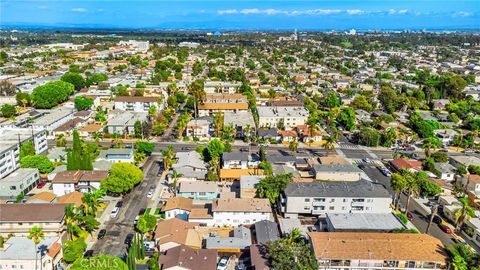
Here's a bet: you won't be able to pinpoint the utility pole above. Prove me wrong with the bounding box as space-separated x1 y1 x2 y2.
425 205 438 234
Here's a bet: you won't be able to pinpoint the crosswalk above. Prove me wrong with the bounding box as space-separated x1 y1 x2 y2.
351 159 384 166
337 143 362 149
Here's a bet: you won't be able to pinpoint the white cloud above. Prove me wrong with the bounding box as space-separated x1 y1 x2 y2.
346 9 365 15
455 11 473 17
71 8 87 13
218 9 238 15
398 9 408 14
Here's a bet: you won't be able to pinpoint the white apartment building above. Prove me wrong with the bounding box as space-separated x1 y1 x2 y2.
257 106 309 130
0 127 47 179
280 180 392 218
31 107 75 132
212 198 272 227
114 96 164 112
204 81 241 94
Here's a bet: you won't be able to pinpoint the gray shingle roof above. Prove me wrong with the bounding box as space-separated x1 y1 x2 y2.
284 180 390 198
254 220 280 245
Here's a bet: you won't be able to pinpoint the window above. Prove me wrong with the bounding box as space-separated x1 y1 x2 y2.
9 186 16 190
329 206 335 210
343 199 348 202
329 199 335 203
342 207 346 210
304 206 310 210
199 192 206 196
314 198 325 202
304 198 310 202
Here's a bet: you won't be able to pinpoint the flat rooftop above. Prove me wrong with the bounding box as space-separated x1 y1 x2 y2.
327 213 405 231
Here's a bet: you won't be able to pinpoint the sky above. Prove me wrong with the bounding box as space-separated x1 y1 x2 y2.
1 0 479 30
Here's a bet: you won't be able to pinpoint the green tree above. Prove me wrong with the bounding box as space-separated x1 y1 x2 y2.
20 141 35 158
20 155 54 173
62 237 87 264
147 252 160 270
86 73 108 86
136 141 155 155
452 197 475 233
323 135 336 156
289 139 298 152
390 173 407 211
136 214 157 234
61 72 85 90
162 145 176 171
28 226 45 270
134 120 142 139
256 174 292 205
324 91 341 108
1 104 16 118
0 80 17 96
418 179 443 197
447 243 479 270
101 163 144 194
266 238 318 270
352 95 373 112
431 151 448 163
337 107 356 131
74 96 94 111
422 136 442 157
16 92 31 108
31 81 74 109
81 189 105 216
71 255 128 270
358 127 381 147
67 130 93 170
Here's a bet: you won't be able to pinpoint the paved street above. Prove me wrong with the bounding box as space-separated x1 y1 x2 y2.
91 155 162 257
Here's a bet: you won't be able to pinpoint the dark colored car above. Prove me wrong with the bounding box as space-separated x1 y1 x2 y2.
115 201 123 208
407 212 414 222
124 233 134 246
138 208 146 215
439 224 452 234
84 250 94 258
98 229 106 239
432 215 443 225
36 181 47 189
307 226 318 232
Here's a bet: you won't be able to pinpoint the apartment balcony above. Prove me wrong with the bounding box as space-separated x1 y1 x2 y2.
312 201 325 206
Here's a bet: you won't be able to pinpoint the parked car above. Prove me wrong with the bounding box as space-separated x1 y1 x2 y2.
84 250 94 258
110 207 120 218
138 208 146 215
134 215 140 225
124 233 134 246
439 223 452 234
432 215 443 225
217 256 230 270
36 181 47 189
407 212 414 222
115 201 123 208
240 147 249 152
379 167 392 177
97 229 106 239
307 226 318 232
147 187 154 198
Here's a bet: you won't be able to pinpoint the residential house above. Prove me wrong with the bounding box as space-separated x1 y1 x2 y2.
26 191 56 204
249 244 270 270
278 130 299 142
431 99 450 111
308 232 447 270
258 128 280 141
325 213 405 232
51 117 85 137
163 197 193 220
240 175 265 199
186 118 211 139
204 80 241 94
0 236 63 270
224 111 255 139
257 106 309 130
0 168 40 201
47 147 67 163
153 218 202 252
312 164 363 182
51 170 109 196
106 111 148 136
253 220 280 245
178 181 218 200
205 226 252 253
169 151 208 182
0 203 66 236
78 123 103 137
114 96 164 112
449 155 480 169
463 218 480 249
97 148 134 163
222 152 249 169
390 158 423 172
280 180 391 218
296 125 323 143
159 245 218 270
211 198 273 227
434 129 458 146
31 107 75 132
434 163 456 182
0 127 47 178
198 94 249 117
188 208 214 227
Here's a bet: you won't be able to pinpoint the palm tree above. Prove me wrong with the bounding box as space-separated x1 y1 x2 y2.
289 138 298 152
56 134 67 147
243 124 253 141
390 173 407 211
81 189 105 217
324 135 336 156
447 243 479 270
403 170 424 215
65 204 81 240
171 170 183 195
452 197 475 233
422 136 441 157
285 228 302 245
112 133 122 145
213 113 224 137
162 145 175 171
28 226 45 270
222 123 237 142
92 132 101 142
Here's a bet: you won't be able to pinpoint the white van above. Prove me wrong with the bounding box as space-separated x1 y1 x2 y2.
110 207 120 218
